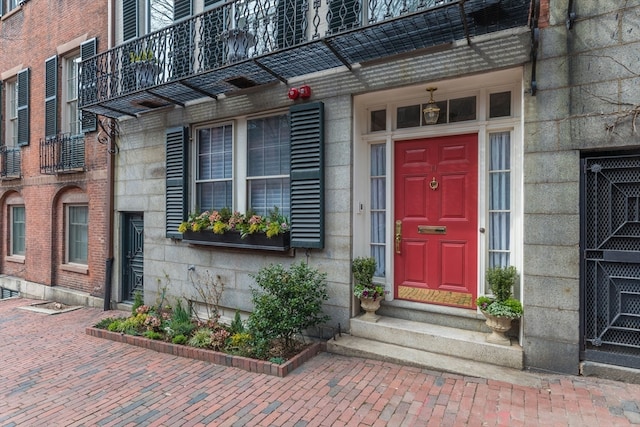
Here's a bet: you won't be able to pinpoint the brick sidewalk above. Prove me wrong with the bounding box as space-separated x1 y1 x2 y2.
1 297 639 426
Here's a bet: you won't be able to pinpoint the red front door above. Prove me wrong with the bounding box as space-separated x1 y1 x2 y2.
394 134 478 309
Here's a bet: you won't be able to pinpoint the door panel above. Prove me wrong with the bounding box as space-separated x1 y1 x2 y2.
122 213 144 302
394 134 478 308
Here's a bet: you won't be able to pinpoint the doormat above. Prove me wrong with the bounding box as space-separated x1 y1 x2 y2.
398 286 474 308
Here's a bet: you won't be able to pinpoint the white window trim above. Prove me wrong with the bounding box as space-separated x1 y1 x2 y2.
190 109 290 216
352 68 524 308
64 203 89 268
62 53 82 136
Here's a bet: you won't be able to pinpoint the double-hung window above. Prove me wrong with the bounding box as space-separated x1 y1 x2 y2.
10 205 25 256
6 79 18 147
196 124 233 211
247 114 290 217
64 55 82 136
67 205 88 265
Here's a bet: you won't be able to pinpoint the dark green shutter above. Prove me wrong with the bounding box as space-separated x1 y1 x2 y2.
17 69 30 146
80 38 97 133
289 102 324 249
277 0 305 49
172 0 194 78
328 0 360 34
122 0 138 41
44 56 58 139
174 0 192 20
166 126 189 239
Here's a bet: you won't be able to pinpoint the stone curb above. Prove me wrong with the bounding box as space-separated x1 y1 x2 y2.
86 327 326 377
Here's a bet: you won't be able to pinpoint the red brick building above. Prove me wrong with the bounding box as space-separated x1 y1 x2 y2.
0 0 110 305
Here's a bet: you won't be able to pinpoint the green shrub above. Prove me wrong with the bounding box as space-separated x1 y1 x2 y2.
248 261 330 358
229 310 245 335
172 334 188 345
171 299 191 324
227 332 253 356
95 317 119 329
144 331 163 340
132 290 144 314
188 328 213 348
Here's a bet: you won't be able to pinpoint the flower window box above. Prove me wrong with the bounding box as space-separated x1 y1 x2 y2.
182 230 290 252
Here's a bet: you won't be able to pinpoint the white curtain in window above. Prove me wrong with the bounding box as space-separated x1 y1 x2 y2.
370 144 386 277
488 132 511 268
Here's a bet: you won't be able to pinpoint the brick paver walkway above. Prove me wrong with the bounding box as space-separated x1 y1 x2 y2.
1 297 639 426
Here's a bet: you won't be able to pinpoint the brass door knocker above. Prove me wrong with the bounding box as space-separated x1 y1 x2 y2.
429 177 438 191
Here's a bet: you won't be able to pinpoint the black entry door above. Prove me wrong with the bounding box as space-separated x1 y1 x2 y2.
581 153 640 368
122 213 144 302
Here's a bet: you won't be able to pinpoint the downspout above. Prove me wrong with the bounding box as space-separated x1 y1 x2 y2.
103 0 117 311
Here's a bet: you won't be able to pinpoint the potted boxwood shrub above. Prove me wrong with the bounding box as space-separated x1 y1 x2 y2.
352 256 385 322
476 265 523 345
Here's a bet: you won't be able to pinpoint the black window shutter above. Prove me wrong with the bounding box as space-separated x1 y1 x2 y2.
80 38 98 133
171 0 194 79
328 0 360 34
277 0 306 49
44 56 58 139
122 0 138 41
289 102 324 249
166 126 189 239
174 0 192 20
17 69 30 147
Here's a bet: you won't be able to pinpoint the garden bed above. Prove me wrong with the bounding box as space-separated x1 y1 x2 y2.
86 327 325 377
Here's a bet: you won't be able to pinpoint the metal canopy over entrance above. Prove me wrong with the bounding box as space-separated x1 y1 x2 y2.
80 0 531 118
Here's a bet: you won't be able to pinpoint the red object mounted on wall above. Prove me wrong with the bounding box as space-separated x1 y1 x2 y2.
299 85 311 98
288 87 300 100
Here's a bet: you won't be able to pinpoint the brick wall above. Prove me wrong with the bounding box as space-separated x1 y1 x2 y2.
0 0 110 297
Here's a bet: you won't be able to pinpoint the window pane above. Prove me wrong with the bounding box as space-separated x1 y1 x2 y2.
68 205 88 264
449 96 476 122
370 109 386 132
489 91 511 118
397 105 421 129
247 114 290 217
149 0 174 32
12 206 25 256
370 144 386 278
488 132 511 274
196 124 233 211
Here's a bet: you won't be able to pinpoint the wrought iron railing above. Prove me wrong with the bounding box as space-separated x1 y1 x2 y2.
39 134 85 174
80 0 531 113
0 146 21 179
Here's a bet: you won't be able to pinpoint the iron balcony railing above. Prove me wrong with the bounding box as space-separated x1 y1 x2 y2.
0 146 21 179
80 0 531 117
39 134 86 174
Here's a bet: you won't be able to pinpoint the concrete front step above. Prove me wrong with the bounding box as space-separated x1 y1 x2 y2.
339 315 523 370
326 334 540 387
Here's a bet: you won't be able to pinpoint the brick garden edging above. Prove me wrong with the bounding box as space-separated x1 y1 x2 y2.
86 327 325 377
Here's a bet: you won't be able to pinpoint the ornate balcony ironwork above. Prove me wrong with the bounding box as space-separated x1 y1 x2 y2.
80 0 531 118
39 134 86 174
0 146 21 179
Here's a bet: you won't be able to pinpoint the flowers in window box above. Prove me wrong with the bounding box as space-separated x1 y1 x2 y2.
178 207 289 238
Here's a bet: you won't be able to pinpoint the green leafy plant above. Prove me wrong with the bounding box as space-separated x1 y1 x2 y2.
143 331 164 340
352 257 386 301
178 207 289 238
172 334 188 345
188 328 213 348
248 262 330 359
131 290 144 314
229 310 245 335
476 266 523 319
129 49 155 63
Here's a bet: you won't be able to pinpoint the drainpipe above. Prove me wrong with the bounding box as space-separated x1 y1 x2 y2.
103 0 117 311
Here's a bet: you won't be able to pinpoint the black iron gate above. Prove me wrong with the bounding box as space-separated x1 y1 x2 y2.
581 153 640 368
122 213 144 302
